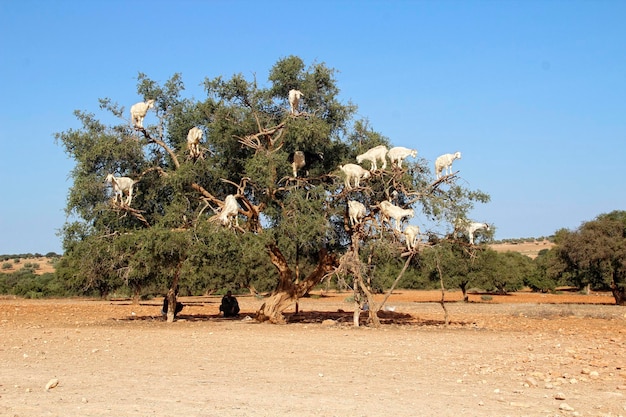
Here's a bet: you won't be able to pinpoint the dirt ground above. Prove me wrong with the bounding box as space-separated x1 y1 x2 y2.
2 290 626 417
490 239 555 259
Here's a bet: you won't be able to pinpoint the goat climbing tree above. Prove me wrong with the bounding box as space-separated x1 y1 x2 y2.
56 55 490 324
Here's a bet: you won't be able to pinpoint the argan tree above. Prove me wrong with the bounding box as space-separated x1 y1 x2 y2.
56 56 489 323
551 210 626 305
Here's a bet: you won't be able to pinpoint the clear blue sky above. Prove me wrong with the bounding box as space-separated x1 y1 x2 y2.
1 0 624 255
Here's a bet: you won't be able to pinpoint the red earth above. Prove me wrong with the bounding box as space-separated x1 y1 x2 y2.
2 290 626 416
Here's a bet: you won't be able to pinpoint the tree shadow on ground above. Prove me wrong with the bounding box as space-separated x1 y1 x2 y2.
118 310 474 327
284 310 473 327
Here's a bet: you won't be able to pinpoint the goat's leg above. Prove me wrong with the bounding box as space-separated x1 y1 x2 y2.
126 188 133 206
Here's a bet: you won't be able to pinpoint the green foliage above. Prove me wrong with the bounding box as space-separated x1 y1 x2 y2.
54 55 490 301
527 249 559 292
0 271 69 298
418 243 533 295
550 210 626 304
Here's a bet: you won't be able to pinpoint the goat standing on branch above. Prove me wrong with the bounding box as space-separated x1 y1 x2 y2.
130 99 155 129
289 151 324 178
288 89 304 115
378 200 414 231
339 163 371 189
187 127 203 159
105 174 138 206
403 225 421 251
466 222 490 245
218 195 240 228
388 146 417 168
347 200 367 228
435 151 461 179
356 145 388 171
290 151 306 178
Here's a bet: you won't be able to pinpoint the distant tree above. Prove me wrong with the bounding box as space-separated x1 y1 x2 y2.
421 242 473 301
527 248 559 292
55 56 490 324
551 211 626 305
467 250 532 294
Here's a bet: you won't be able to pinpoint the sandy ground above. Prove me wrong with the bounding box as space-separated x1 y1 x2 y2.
490 240 555 259
2 290 626 417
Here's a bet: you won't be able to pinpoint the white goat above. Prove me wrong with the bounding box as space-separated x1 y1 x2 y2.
339 163 371 189
218 195 240 228
130 99 155 129
379 200 414 231
105 174 137 206
347 200 367 227
288 89 304 115
435 151 462 179
356 145 388 171
466 222 490 245
388 146 417 168
187 127 203 158
403 225 421 251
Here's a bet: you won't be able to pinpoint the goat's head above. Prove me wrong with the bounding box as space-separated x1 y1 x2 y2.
105 174 115 183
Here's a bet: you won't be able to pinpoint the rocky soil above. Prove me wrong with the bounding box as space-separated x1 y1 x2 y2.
1 290 626 417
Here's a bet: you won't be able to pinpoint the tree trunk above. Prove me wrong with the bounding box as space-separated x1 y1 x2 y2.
611 281 626 306
353 280 360 327
166 288 176 323
256 244 337 323
166 261 183 323
357 275 380 327
460 282 468 302
132 286 140 305
435 257 449 326
375 253 414 313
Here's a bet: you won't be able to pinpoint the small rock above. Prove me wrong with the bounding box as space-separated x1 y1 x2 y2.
321 319 336 326
559 403 574 411
525 377 538 387
45 378 59 391
555 392 566 400
616 385 626 390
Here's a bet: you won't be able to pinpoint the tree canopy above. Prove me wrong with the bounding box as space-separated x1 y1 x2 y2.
55 56 490 323
551 210 626 305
